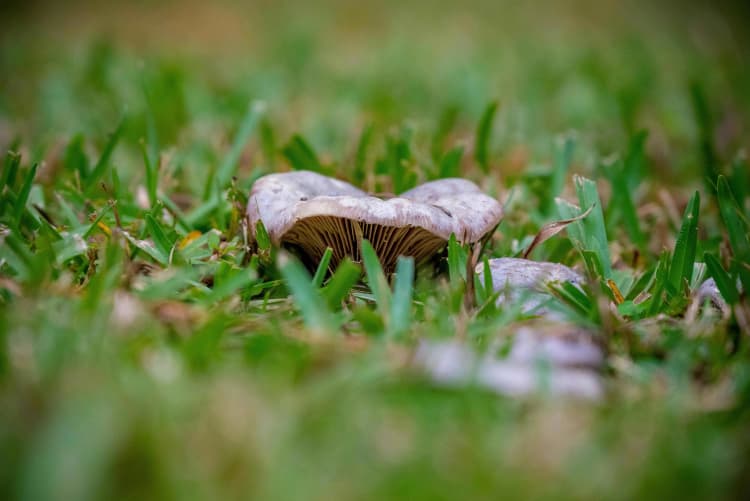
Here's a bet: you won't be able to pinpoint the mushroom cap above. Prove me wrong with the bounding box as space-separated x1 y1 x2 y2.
247 171 503 272
475 257 584 314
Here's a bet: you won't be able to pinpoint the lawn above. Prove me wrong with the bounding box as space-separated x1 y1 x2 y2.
1 1 750 499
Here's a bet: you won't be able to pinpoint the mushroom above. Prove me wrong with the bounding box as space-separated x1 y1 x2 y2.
475 257 584 314
247 171 503 273
413 320 605 400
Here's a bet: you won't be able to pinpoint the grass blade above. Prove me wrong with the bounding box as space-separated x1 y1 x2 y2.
282 134 323 172
431 105 459 163
389 256 415 337
145 213 175 261
259 118 277 169
447 233 467 286
254 219 271 250
574 175 611 277
438 145 464 178
280 255 335 332
216 101 266 188
545 135 575 214
361 239 391 321
647 250 671 316
13 163 38 223
322 258 361 310
140 139 158 207
85 116 125 191
1 150 21 192
475 100 498 173
312 247 334 288
353 124 373 185
668 191 699 293
717 175 750 261
703 252 738 305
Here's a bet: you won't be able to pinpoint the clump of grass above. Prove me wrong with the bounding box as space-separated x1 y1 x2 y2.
1 1 750 498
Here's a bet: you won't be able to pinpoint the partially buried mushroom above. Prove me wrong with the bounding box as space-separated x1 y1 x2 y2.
247 170 503 272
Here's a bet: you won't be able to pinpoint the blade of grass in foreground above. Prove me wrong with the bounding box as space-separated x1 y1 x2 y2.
389 256 415 338
361 240 391 318
668 191 700 294
322 258 361 310
447 233 468 286
574 175 611 278
280 254 336 332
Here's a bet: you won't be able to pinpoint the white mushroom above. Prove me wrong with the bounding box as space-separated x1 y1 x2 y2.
247 171 503 272
476 257 584 314
413 320 606 401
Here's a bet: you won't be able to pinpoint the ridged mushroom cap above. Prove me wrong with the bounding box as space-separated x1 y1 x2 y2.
247 171 503 272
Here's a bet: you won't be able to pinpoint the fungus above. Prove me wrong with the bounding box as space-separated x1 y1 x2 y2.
475 258 584 314
247 171 503 272
413 319 605 400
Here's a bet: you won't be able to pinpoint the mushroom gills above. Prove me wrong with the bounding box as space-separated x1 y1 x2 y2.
281 215 446 274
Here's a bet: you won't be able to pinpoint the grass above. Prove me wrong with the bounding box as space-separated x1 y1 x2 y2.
1 0 750 499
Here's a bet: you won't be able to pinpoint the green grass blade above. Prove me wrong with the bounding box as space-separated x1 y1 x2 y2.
353 124 373 185
123 230 168 265
145 213 175 261
574 175 611 278
85 116 125 191
609 152 647 252
475 100 498 173
259 118 277 169
361 239 391 321
1 150 21 192
13 163 37 223
546 135 575 213
254 220 271 251
447 233 467 286
216 101 265 188
282 134 323 172
647 250 671 316
431 105 459 162
549 281 595 320
728 154 749 210
82 203 113 239
140 139 157 207
322 258 361 310
438 145 463 178
280 255 335 332
668 191 699 293
625 267 655 301
689 81 719 190
482 256 493 297
703 252 738 305
717 175 750 262
312 247 333 288
389 256 414 337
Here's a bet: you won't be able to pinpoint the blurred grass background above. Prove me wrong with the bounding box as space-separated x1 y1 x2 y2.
2 1 750 500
